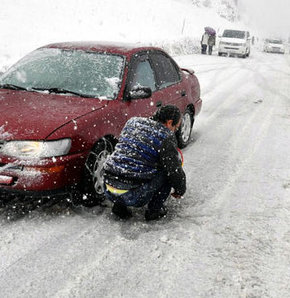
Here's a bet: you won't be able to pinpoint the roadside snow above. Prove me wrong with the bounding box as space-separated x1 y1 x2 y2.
0 0 239 71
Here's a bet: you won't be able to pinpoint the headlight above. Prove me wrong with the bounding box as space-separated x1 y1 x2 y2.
219 41 226 45
1 139 71 159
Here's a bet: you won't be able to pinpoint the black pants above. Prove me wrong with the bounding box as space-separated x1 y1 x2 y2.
201 44 207 54
105 174 171 210
208 45 213 55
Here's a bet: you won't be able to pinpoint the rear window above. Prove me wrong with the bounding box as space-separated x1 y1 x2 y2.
150 52 180 89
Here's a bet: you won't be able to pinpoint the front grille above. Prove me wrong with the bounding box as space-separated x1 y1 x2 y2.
224 42 242 46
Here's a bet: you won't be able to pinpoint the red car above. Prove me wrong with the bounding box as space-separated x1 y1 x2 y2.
0 42 201 206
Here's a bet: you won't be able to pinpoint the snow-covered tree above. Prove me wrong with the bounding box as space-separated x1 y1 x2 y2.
191 0 239 22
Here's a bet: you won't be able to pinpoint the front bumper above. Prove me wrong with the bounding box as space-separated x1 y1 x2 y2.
218 44 247 55
0 186 72 200
265 47 285 54
0 151 87 194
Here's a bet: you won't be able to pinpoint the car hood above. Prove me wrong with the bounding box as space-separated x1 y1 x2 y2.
220 37 246 44
0 90 107 140
268 43 284 48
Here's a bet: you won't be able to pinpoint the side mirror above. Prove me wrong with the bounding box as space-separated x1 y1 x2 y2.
128 85 152 100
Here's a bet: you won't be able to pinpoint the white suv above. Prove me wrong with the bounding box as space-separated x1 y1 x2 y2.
218 29 251 58
263 39 285 54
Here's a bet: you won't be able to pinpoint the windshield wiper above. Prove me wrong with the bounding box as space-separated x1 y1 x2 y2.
0 83 28 91
31 87 96 98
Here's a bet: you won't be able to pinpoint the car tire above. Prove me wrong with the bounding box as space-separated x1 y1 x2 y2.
176 109 193 149
218 52 222 56
78 138 114 207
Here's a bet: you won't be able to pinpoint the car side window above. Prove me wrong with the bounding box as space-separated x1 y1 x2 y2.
151 52 180 89
131 60 156 92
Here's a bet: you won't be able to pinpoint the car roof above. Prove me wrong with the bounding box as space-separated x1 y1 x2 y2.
40 41 163 57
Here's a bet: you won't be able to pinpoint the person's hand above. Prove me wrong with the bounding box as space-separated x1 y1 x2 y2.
171 192 183 199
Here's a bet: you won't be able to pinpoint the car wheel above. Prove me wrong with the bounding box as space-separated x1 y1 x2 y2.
79 138 114 207
218 52 222 56
176 109 193 148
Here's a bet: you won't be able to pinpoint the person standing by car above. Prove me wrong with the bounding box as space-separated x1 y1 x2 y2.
201 30 209 54
103 105 186 221
208 34 216 55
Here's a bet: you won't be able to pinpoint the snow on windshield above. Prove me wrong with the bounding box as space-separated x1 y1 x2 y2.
222 30 245 39
266 39 283 44
0 48 125 99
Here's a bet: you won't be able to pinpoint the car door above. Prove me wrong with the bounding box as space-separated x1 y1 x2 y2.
123 51 161 119
123 50 188 120
150 50 188 112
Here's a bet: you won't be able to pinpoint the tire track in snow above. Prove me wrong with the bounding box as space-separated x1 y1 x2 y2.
164 53 290 297
0 213 120 297
182 52 284 214
206 98 274 212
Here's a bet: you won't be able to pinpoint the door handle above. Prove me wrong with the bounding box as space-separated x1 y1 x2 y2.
156 101 162 108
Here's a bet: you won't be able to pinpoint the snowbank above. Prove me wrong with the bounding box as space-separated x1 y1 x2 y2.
0 0 239 71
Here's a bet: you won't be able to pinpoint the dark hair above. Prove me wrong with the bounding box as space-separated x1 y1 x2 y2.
152 105 181 126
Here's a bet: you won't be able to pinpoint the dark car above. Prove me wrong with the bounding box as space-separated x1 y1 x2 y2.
0 41 201 206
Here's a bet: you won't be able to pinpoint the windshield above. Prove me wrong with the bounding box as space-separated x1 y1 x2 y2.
222 30 245 39
266 39 282 44
0 48 125 99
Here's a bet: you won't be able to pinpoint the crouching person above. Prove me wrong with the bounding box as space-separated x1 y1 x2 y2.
103 105 186 221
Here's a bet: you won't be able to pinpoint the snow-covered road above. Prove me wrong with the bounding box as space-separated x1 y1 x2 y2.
1 49 290 298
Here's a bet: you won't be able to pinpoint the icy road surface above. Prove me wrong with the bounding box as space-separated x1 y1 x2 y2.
0 49 290 298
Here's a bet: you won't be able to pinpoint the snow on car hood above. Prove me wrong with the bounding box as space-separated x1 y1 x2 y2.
0 89 107 140
267 43 284 49
220 37 246 44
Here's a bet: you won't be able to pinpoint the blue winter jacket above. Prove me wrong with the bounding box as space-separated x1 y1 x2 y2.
104 117 186 196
